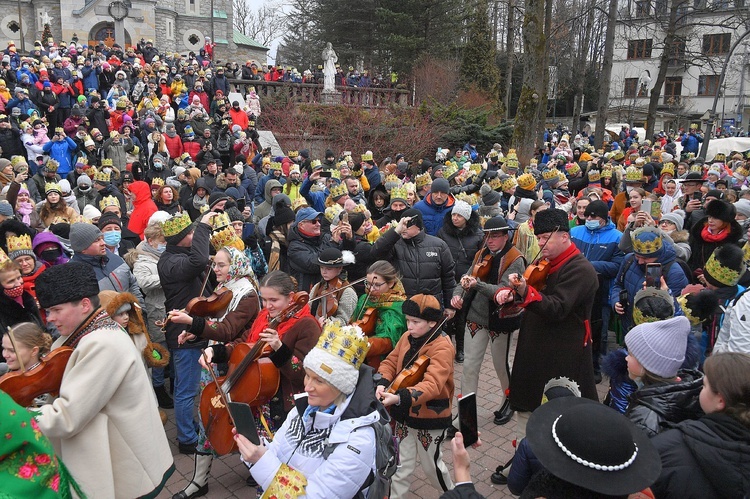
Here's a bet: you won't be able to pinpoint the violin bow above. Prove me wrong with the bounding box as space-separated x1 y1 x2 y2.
7 326 26 372
385 316 449 393
309 277 368 304
201 348 236 427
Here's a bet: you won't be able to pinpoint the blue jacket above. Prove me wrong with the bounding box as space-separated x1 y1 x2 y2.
43 137 77 176
571 221 624 279
681 132 703 154
82 65 101 91
5 97 38 116
610 240 688 331
363 164 381 190
413 193 456 236
299 177 327 213
507 438 543 496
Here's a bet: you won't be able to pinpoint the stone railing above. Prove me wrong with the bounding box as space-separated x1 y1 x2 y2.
227 79 412 108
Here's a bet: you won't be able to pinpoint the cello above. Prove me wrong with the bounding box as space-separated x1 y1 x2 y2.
199 292 309 455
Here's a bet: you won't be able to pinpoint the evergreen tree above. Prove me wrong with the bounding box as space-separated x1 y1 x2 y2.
459 0 500 99
42 23 53 45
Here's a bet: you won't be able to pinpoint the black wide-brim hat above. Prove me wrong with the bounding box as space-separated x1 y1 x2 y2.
526 398 661 496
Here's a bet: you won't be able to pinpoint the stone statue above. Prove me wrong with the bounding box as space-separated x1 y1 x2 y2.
41 13 51 26
322 42 338 93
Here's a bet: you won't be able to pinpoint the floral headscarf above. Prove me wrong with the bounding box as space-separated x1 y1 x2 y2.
221 246 254 283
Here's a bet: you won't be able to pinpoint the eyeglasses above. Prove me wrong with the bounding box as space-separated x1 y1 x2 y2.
303 219 321 225
365 280 387 289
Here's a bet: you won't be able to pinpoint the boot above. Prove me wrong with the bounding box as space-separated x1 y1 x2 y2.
455 324 465 363
493 398 514 425
172 453 212 499
159 410 167 426
155 384 174 409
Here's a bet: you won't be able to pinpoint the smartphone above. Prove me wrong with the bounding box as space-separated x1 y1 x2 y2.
236 198 246 212
693 191 703 201
320 171 332 178
619 289 629 310
645 263 662 288
641 199 652 216
227 402 260 445
458 393 479 448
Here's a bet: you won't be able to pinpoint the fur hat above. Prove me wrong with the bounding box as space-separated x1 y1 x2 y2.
677 290 718 325
69 222 103 253
303 321 370 395
36 261 100 309
632 288 674 325
703 244 746 288
704 199 735 224
625 316 690 378
533 209 570 236
402 294 443 322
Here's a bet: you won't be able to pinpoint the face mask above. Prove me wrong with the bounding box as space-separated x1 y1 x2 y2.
103 231 122 246
585 220 601 230
154 162 163 170
157 243 167 253
3 284 23 298
233 106 240 110
40 248 62 262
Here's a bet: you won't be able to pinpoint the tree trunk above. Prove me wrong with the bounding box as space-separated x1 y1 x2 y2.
571 0 596 132
594 0 618 148
645 0 682 140
503 0 515 118
512 0 548 163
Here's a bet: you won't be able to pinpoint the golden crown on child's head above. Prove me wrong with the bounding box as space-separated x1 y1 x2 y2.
161 212 193 237
542 169 558 181
316 320 370 370
151 177 165 187
210 226 244 252
101 158 113 167
287 150 299 158
269 162 282 171
99 195 120 211
415 172 432 188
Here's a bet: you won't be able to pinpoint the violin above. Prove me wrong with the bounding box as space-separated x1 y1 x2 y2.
458 235 492 300
523 259 551 291
0 347 74 407
384 317 448 394
311 277 343 321
352 307 378 336
199 291 309 455
186 287 234 318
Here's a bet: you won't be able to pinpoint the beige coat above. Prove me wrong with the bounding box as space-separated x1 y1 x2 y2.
37 324 174 498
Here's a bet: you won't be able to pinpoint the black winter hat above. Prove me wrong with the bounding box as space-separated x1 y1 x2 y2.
36 261 100 309
208 191 230 209
347 212 365 233
401 208 423 229
97 212 122 230
704 244 746 288
705 199 735 223
402 294 443 322
273 197 295 227
534 208 570 236
583 200 609 221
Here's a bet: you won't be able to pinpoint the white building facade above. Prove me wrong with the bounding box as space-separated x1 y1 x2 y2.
608 0 750 135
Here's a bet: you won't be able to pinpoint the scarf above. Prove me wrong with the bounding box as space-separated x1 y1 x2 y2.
17 201 33 225
214 247 257 321
247 304 313 343
192 194 207 210
548 242 581 275
361 280 406 310
62 308 121 349
268 227 288 271
0 171 13 186
701 224 730 243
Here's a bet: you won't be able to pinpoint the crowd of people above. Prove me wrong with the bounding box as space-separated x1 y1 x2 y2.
0 37 749 499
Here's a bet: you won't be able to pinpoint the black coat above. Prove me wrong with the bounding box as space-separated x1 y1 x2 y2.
0 127 24 159
0 290 43 332
624 369 704 438
370 228 456 308
287 225 333 293
688 216 743 271
437 210 484 280
651 413 750 498
157 222 212 349
509 249 599 412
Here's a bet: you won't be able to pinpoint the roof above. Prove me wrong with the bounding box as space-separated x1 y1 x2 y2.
233 30 270 51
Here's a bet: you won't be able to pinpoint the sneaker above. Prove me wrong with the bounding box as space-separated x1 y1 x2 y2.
493 399 514 425
455 351 464 364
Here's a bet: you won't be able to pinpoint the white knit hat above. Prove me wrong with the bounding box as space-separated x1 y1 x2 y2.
451 200 472 221
303 321 370 395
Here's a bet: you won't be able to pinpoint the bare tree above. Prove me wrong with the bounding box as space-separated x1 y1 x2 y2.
233 0 284 48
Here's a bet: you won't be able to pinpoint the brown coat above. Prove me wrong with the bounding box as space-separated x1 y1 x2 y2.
378 332 455 429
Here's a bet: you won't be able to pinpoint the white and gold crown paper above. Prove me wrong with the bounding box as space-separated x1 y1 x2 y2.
161 212 193 238
316 321 370 370
99 195 120 211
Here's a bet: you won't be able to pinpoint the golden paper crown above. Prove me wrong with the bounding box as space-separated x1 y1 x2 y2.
325 205 343 222
45 159 59 172
588 169 601 183
624 166 643 182
469 163 482 175
99 195 120 211
262 157 272 165
151 177 165 187
705 251 743 287
211 212 231 230
45 182 61 194
291 196 308 211
415 172 432 188
455 192 478 205
565 162 581 176
94 170 111 183
632 227 663 255
443 163 459 180
390 186 408 202
329 182 348 200
690 123 698 130
361 152 373 162
7 234 32 254
542 169 558 181
10 155 27 168
600 168 613 178
489 176 503 191
210 226 244 252
676 294 702 326
0 247 10 266
54 127 64 134
101 158 113 167
310 159 321 169
269 161 282 171
287 150 299 158
330 169 341 180
650 151 662 160
612 150 625 161
517 173 536 190
561 134 570 143
161 212 193 238
529 158 539 165
263 463 307 499
316 320 370 370
714 153 726 162
384 173 400 186
661 163 675 176
501 176 517 191
736 166 750 179
690 163 703 173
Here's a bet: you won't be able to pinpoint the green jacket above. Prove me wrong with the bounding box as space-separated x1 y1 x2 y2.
352 294 407 347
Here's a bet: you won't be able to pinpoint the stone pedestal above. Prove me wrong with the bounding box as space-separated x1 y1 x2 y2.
321 90 342 105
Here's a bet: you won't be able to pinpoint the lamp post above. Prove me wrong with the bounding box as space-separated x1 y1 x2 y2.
699 28 750 159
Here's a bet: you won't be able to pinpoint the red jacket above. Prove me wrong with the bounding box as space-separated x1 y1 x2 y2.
182 139 201 159
229 108 249 130
163 134 184 159
127 181 158 240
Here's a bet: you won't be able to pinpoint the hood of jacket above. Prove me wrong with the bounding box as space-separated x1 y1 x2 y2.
128 180 152 206
670 229 690 244
215 172 237 190
194 177 209 195
440 209 480 238
32 230 66 253
678 413 750 496
424 192 455 210
264 179 282 204
630 369 704 423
